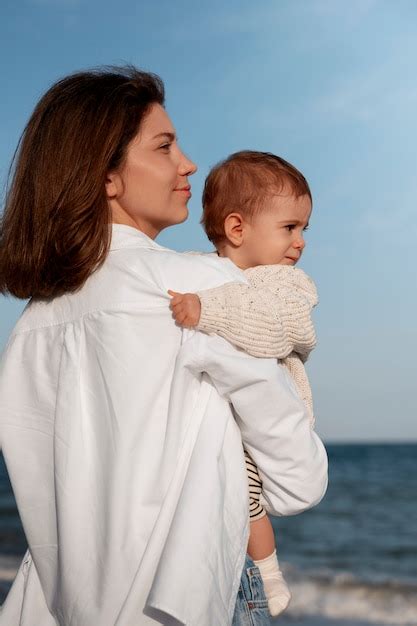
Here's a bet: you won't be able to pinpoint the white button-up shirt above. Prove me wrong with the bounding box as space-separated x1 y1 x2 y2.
0 225 328 626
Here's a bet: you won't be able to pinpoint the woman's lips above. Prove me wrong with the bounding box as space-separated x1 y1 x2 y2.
174 186 192 198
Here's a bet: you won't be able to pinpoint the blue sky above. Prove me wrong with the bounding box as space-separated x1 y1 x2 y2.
1 0 417 441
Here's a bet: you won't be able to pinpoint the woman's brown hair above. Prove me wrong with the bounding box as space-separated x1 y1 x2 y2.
201 150 311 244
0 66 164 299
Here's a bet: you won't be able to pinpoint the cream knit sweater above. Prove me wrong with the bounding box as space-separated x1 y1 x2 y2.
196 265 318 425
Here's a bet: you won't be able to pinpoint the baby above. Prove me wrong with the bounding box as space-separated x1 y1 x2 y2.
169 150 318 617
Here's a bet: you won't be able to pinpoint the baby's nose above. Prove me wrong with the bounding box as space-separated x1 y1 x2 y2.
294 236 306 250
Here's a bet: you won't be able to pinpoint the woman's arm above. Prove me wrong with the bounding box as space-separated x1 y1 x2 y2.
185 332 328 516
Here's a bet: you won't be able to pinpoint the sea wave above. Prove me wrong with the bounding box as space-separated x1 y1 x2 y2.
284 565 417 625
0 555 20 602
1 555 416 624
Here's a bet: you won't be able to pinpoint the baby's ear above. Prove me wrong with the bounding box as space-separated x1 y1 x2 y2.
224 213 244 247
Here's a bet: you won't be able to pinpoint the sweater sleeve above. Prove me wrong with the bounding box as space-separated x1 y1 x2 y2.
196 265 318 360
284 352 315 427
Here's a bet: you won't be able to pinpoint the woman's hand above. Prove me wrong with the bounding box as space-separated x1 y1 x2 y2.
168 290 202 328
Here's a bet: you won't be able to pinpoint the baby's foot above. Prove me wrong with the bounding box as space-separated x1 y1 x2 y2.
263 569 291 616
253 550 291 617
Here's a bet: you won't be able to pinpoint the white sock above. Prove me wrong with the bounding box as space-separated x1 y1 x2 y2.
253 549 291 617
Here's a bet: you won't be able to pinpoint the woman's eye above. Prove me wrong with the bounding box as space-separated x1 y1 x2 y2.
159 143 171 151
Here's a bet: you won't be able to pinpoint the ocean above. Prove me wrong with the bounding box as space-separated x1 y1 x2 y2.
1 444 416 625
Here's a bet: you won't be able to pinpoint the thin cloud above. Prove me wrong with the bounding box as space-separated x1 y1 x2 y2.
28 0 81 7
309 0 378 20
358 197 417 237
204 0 379 37
314 70 417 123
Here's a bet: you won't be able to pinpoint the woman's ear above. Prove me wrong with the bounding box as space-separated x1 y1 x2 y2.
223 213 245 247
105 171 122 199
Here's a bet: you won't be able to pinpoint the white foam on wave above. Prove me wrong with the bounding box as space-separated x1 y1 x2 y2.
0 555 21 602
0 555 20 583
284 564 417 625
1 555 416 624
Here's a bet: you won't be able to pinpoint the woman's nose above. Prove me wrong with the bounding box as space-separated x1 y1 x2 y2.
179 151 197 176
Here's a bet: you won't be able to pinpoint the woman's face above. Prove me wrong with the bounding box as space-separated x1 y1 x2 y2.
106 104 197 238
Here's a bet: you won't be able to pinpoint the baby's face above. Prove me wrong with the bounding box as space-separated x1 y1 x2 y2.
240 193 312 268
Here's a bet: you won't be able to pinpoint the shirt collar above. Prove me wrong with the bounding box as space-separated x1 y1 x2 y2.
110 223 167 251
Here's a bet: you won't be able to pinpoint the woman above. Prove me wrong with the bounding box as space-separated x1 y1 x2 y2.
0 66 327 625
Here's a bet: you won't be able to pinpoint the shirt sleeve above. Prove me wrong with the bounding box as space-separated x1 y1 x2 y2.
196 265 318 360
187 332 328 517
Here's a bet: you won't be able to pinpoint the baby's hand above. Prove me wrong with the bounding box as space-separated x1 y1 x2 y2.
168 290 201 328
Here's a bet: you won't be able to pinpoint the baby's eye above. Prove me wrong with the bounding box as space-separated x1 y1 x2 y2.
285 224 296 231
303 225 309 232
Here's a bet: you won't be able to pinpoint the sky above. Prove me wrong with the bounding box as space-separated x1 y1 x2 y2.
1 0 417 442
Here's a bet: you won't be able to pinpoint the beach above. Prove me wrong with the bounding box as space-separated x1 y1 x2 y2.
1 444 416 625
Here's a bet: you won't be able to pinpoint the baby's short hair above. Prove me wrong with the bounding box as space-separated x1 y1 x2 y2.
201 150 311 244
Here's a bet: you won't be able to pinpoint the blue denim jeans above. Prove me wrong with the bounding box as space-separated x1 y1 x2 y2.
232 554 271 625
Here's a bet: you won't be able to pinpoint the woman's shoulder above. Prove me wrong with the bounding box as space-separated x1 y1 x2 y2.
139 246 246 293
